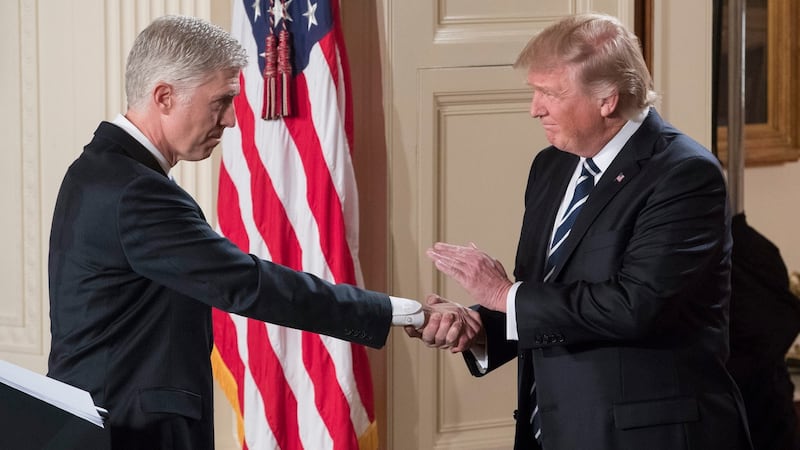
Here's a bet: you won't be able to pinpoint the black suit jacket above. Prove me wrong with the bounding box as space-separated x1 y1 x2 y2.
464 111 752 449
47 122 392 450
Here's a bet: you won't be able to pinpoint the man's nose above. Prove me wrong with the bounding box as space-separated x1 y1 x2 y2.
221 103 237 128
530 92 545 118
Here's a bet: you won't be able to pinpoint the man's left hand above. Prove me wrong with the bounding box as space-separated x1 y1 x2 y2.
426 242 512 312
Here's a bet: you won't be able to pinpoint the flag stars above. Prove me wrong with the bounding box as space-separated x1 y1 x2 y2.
271 0 293 26
303 0 318 31
252 0 262 21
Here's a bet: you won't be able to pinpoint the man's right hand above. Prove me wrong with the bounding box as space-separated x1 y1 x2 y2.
404 294 484 353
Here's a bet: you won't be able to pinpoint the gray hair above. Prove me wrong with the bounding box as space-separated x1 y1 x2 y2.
125 15 248 109
515 13 658 119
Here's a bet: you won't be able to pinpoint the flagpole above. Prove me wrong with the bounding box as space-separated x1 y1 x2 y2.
727 0 746 214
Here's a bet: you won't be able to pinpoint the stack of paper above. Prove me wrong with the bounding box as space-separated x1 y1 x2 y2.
0 359 105 428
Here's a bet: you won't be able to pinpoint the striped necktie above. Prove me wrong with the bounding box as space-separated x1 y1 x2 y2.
543 158 600 282
531 158 600 444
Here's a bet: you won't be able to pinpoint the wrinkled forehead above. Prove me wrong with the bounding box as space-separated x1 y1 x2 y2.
197 67 241 90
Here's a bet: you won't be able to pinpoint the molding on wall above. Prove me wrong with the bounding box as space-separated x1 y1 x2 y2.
434 0 578 44
0 0 222 405
0 0 42 353
651 0 712 146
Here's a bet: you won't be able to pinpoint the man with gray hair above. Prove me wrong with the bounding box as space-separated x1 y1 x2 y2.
47 15 429 449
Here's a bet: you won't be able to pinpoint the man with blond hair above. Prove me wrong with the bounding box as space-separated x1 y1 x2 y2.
411 13 753 450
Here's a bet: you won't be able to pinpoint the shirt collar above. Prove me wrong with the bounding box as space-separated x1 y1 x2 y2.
111 113 171 175
583 107 649 174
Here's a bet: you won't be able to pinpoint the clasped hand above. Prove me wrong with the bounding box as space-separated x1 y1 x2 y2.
404 294 483 353
405 242 513 353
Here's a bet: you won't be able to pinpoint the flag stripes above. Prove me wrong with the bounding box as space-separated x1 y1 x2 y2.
212 0 377 448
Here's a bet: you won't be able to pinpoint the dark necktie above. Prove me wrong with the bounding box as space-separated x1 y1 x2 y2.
532 158 599 444
543 158 600 282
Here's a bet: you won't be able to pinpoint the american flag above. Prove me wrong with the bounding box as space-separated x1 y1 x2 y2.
211 0 377 449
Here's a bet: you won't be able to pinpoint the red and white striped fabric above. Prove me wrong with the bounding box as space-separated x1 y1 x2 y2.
211 1 377 449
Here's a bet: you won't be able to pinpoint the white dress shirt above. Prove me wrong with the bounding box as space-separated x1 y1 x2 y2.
504 108 649 340
470 109 650 371
111 114 172 176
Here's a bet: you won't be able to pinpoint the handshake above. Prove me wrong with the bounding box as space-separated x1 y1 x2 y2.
397 242 514 353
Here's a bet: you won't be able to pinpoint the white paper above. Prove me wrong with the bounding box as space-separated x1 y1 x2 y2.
0 359 105 428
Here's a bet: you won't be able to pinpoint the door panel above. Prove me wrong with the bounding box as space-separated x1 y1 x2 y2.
387 2 635 448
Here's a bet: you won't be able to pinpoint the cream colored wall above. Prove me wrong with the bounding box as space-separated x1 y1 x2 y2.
0 1 237 449
744 164 800 271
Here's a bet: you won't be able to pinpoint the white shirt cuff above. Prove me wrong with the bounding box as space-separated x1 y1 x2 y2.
389 296 424 328
506 281 522 340
469 343 489 374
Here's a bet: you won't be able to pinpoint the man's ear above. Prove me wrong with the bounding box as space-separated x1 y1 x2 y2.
153 82 174 112
599 91 619 117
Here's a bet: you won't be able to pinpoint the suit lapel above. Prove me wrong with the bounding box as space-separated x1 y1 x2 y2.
516 151 578 282
547 110 664 281
92 121 169 177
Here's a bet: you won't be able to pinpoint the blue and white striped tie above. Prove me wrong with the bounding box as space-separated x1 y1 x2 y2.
530 381 542 444
543 158 600 282
532 159 599 444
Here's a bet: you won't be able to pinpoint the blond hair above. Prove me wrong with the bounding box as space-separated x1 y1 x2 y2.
515 13 658 118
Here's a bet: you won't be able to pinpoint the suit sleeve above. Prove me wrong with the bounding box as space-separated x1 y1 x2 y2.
514 143 730 349
116 174 392 348
463 307 519 376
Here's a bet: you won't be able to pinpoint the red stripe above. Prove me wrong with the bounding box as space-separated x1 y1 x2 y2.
215 5 376 447
261 65 359 445
217 162 249 253
284 71 359 447
215 155 251 434
350 345 375 421
233 71 306 447
211 309 247 419
314 31 376 422
283 73 355 284
303 333 358 449
247 321 303 450
233 72 304 271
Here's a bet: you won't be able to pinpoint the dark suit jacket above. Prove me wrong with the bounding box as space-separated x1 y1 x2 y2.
47 122 392 450
464 111 752 450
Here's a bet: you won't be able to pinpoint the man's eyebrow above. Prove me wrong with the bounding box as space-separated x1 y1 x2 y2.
212 92 238 101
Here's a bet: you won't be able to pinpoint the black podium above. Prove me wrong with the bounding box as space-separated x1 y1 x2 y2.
0 365 110 450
